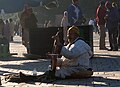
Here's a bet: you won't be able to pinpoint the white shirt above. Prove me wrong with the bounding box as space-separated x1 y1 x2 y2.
60 38 92 67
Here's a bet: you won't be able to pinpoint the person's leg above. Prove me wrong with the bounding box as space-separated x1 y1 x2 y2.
108 28 113 50
55 66 93 79
112 27 118 51
118 23 120 47
19 58 62 82
22 28 25 45
11 36 13 41
98 25 106 50
67 69 93 79
24 29 30 53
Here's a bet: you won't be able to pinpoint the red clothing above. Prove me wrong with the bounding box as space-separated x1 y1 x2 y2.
96 5 106 25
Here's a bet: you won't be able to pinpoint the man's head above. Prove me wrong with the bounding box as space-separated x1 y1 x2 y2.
72 0 79 5
27 7 33 13
100 0 105 7
67 26 80 43
24 4 29 12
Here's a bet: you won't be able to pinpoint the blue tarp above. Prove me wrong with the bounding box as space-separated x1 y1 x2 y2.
0 0 40 13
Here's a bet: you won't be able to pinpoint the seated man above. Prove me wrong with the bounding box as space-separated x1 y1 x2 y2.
5 26 93 82
51 25 93 79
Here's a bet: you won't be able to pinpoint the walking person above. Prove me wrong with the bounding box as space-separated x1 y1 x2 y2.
14 21 20 36
9 18 15 42
0 19 4 36
20 5 29 47
105 1 119 51
61 11 69 45
20 6 38 53
118 6 120 47
0 19 10 54
4 20 10 42
67 0 84 26
3 20 10 53
96 1 107 50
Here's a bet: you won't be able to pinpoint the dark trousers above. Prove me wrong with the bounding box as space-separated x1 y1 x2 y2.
98 25 106 49
108 27 118 50
118 23 120 46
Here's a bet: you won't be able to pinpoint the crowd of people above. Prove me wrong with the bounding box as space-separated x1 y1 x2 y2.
0 18 22 53
3 0 94 82
15 0 93 82
0 5 38 54
0 18 21 41
96 0 120 51
3 0 120 82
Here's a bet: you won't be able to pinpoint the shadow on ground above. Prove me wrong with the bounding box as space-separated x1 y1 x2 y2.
0 56 29 61
0 59 50 73
1 53 120 74
91 54 120 72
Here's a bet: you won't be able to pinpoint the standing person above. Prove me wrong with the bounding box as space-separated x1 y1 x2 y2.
118 7 120 47
20 5 29 47
0 19 10 53
61 11 69 45
96 1 107 50
88 18 97 34
0 19 4 36
20 6 38 53
3 20 10 42
67 0 84 26
14 21 20 36
9 18 15 42
3 20 10 53
105 1 119 51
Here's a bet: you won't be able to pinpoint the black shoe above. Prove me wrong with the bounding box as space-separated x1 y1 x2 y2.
108 49 113 51
20 72 37 82
37 70 56 83
87 68 93 71
99 47 108 50
112 49 118 51
20 72 28 82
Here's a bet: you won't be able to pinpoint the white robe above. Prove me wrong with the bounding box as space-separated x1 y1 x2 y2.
55 38 93 78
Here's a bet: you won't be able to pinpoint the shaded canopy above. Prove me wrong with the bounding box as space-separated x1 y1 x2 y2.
0 0 40 13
